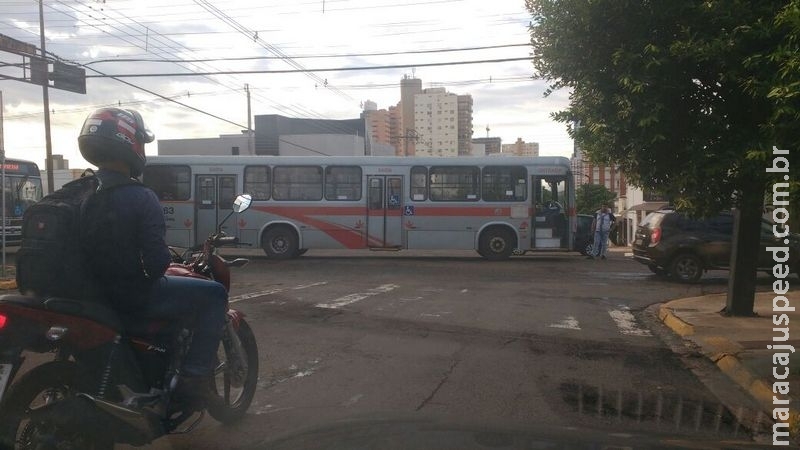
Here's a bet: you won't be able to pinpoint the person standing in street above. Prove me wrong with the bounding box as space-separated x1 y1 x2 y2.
587 203 615 260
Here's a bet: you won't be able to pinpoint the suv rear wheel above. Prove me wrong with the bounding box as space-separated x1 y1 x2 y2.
670 253 703 283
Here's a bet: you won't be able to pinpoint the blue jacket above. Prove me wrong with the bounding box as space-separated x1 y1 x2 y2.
85 168 171 312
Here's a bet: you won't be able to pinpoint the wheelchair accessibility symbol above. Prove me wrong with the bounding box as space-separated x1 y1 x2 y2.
403 205 415 216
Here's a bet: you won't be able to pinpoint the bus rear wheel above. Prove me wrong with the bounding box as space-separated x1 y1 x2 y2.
262 227 299 259
479 228 515 261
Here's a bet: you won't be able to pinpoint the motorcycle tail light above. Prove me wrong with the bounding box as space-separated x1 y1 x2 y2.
650 227 662 246
0 313 6 329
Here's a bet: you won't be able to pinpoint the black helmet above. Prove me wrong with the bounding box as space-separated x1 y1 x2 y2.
78 108 154 177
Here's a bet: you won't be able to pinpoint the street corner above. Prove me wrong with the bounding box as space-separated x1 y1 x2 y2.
657 304 695 337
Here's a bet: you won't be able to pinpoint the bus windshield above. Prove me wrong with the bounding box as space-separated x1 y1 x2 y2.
3 174 42 218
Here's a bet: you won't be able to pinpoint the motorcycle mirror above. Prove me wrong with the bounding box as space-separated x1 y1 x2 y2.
232 194 252 213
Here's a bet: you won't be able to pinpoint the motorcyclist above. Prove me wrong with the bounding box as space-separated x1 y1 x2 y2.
77 107 227 407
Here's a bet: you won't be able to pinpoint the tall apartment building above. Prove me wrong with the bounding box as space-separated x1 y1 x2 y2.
501 138 539 156
362 100 392 155
457 95 474 156
414 88 459 157
400 76 422 156
364 76 473 157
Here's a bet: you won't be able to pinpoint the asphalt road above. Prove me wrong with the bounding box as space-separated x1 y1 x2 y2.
142 249 777 449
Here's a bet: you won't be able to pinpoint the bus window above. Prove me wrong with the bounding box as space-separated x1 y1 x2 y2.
429 166 480 202
410 166 427 201
273 166 323 201
219 176 236 210
142 165 191 201
482 166 527 202
244 166 270 200
368 178 383 209
325 166 362 201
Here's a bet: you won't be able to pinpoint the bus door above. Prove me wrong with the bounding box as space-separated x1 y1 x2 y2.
195 174 238 245
367 176 403 248
531 175 569 250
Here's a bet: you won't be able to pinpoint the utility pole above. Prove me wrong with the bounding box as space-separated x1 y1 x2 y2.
245 84 253 155
0 91 5 277
39 0 54 194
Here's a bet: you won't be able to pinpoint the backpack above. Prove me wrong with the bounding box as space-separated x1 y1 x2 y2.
16 171 135 301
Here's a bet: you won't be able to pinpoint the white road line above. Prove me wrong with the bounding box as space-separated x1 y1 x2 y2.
293 282 329 290
229 287 288 303
315 284 400 309
608 307 652 337
547 316 581 330
229 282 328 303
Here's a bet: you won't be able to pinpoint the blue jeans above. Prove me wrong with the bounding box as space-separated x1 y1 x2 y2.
145 276 228 377
593 229 610 257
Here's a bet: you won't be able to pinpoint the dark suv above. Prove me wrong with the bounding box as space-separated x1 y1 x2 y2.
632 210 800 282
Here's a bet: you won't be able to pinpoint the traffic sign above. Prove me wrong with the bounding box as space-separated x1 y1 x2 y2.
52 61 86 94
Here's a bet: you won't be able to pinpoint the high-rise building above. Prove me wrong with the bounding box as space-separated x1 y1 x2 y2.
457 95 474 156
414 88 459 157
362 100 392 155
400 76 422 156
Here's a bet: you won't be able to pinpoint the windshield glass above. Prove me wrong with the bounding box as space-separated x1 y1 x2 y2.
3 174 42 218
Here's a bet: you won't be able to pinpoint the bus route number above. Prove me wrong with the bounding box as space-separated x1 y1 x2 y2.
163 206 175 216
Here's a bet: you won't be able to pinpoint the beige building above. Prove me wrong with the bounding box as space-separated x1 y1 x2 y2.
414 88 459 157
501 138 539 157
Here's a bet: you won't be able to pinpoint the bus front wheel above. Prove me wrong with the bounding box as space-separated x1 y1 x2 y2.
262 227 299 259
478 228 515 261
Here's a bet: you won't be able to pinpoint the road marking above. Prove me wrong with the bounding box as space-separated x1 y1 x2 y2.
293 281 329 290
315 284 400 309
229 287 287 303
608 306 652 337
229 282 328 303
548 316 581 330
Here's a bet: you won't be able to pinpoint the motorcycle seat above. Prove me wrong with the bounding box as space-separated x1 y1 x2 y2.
0 294 123 331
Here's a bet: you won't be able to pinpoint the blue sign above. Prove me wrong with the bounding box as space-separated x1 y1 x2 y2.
403 205 415 216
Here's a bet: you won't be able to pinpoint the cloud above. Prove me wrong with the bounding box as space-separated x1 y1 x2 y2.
0 0 574 168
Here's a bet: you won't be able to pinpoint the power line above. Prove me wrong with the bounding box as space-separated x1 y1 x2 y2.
81 43 530 65
193 0 356 103
85 57 532 78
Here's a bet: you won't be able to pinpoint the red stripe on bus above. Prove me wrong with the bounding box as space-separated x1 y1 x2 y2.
254 206 366 249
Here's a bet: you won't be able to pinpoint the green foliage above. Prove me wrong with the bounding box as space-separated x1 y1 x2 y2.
576 184 617 214
527 0 799 216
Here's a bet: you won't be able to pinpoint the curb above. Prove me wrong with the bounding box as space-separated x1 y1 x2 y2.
657 303 800 437
657 305 694 336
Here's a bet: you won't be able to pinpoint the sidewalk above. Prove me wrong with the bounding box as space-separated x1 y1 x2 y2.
658 290 800 434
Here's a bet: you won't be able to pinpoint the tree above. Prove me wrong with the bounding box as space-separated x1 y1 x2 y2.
527 0 799 315
576 184 617 215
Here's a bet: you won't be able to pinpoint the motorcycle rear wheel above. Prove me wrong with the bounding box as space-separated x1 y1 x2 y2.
208 319 259 424
0 361 114 450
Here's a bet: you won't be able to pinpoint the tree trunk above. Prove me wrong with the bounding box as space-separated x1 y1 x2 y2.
725 189 763 316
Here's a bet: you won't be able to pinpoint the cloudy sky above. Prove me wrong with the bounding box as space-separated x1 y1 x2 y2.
1 0 573 169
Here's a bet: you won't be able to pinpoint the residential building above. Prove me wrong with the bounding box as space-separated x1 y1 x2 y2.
414 88 459 157
501 138 539 157
362 100 394 156
399 76 422 156
472 137 502 155
457 95 474 156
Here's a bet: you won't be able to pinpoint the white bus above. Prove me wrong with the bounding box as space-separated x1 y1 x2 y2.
143 155 576 260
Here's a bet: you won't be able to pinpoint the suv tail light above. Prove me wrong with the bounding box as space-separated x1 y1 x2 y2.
650 227 662 246
0 313 6 330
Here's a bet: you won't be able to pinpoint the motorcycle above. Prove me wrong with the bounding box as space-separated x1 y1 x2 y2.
0 194 258 449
